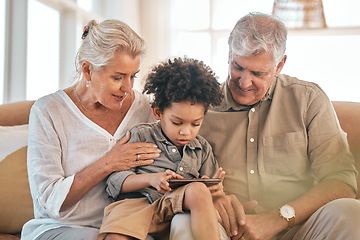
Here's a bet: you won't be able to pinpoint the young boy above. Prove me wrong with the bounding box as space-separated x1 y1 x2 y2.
98 57 224 240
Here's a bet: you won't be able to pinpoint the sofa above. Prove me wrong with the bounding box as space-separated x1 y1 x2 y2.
0 100 360 239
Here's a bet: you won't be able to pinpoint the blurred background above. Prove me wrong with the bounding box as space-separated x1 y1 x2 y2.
1 0 359 104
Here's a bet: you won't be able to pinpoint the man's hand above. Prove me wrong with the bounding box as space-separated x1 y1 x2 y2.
202 167 226 197
231 210 286 240
213 194 258 237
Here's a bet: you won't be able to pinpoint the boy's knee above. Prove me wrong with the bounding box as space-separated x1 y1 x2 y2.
186 182 211 196
183 182 213 210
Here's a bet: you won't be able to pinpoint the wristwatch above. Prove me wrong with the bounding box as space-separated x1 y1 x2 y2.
279 204 295 230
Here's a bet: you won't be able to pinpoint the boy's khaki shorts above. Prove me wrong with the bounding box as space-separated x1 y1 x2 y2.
97 185 189 240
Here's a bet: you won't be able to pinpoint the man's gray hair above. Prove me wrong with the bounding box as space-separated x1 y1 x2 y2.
228 12 287 65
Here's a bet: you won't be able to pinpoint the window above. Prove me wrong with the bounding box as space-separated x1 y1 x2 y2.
2 0 101 104
281 0 360 102
77 0 94 12
0 0 5 104
170 0 273 82
27 0 60 100
170 0 211 65
170 0 360 102
283 35 360 102
324 0 360 27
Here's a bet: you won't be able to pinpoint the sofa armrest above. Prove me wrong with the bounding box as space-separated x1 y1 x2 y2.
0 101 35 126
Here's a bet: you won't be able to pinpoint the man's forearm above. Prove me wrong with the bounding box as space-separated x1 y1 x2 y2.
286 180 355 226
239 180 356 239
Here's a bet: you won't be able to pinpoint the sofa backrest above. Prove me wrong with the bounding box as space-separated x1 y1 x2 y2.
0 101 35 126
332 101 360 198
1 100 359 197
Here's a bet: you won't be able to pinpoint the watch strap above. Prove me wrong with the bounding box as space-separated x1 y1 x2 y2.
287 215 295 229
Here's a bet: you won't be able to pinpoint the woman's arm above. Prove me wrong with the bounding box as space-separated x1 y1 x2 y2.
61 132 159 211
28 93 160 218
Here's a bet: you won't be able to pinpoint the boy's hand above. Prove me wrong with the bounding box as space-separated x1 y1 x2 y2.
150 169 183 193
202 167 225 197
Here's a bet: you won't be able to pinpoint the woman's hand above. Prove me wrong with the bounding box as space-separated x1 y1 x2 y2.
105 131 161 172
61 132 160 211
150 170 183 193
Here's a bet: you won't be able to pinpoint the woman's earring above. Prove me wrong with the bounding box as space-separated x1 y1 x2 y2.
86 81 90 88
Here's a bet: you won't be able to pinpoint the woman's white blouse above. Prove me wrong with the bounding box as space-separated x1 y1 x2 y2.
21 89 155 240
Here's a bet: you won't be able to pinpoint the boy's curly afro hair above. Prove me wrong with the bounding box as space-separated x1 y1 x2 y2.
143 57 223 112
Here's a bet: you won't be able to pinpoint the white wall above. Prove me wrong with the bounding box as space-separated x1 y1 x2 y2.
92 0 171 91
2 0 360 103
138 0 171 90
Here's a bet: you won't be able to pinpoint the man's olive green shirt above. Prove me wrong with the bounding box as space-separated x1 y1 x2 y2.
199 74 357 213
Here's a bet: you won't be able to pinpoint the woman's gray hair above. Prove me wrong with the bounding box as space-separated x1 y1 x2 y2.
228 12 287 65
75 19 146 78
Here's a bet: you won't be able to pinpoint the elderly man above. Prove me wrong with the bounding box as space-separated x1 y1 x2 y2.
170 12 360 240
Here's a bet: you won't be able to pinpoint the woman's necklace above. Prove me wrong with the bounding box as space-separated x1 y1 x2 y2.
73 86 111 120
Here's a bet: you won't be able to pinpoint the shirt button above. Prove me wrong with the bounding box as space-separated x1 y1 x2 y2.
172 149 177 153
251 108 255 112
250 170 255 174
179 167 184 171
250 138 255 143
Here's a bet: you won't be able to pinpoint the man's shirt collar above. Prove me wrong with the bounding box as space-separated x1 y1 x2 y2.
213 77 277 112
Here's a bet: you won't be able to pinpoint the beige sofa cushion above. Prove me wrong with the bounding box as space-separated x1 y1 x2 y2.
0 147 33 234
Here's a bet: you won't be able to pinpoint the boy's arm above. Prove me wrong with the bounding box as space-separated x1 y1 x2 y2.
106 170 134 199
121 173 156 193
107 171 160 198
122 170 183 194
106 126 146 198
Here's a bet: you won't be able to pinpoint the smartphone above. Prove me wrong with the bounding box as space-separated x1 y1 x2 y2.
167 178 221 189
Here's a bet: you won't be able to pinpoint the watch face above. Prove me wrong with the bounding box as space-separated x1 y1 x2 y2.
280 205 295 218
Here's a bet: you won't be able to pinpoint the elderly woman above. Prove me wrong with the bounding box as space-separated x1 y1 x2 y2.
21 20 159 240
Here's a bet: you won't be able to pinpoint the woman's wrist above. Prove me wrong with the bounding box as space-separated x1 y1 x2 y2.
97 154 115 177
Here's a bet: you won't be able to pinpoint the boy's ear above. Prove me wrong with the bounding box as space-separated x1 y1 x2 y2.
152 107 162 120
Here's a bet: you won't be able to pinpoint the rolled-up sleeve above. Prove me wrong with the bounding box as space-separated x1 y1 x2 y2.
106 171 135 199
307 89 357 192
28 105 77 219
105 127 145 199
